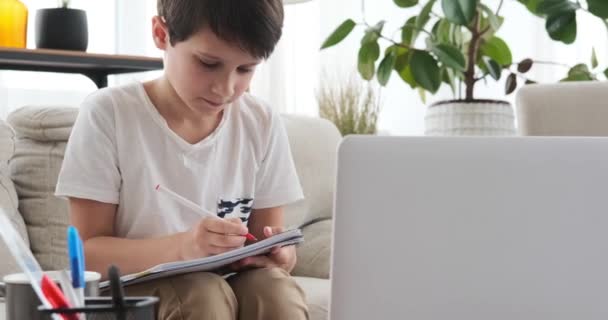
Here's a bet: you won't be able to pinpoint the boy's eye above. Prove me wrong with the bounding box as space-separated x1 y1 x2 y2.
237 67 253 74
200 61 219 69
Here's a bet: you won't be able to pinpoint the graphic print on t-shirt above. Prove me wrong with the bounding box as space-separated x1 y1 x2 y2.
217 198 253 223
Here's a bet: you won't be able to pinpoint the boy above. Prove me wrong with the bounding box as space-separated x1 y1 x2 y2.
55 0 309 319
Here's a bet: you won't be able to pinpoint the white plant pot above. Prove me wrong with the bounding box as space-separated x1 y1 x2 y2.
424 100 515 136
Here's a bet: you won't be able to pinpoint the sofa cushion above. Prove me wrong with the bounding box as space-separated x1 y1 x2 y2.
7 106 77 141
7 107 78 271
293 276 329 320
293 219 331 279
0 119 30 280
282 115 341 228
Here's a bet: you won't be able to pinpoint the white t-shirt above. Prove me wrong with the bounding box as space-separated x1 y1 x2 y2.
55 82 304 239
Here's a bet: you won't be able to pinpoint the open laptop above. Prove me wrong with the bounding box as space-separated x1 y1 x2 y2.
330 136 608 320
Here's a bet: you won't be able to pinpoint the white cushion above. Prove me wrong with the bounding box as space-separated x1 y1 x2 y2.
0 119 30 279
293 219 332 279
7 107 77 271
293 276 329 320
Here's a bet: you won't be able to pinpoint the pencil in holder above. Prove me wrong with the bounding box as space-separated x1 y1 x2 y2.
38 296 158 320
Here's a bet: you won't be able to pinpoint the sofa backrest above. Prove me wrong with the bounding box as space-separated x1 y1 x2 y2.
516 81 608 136
7 107 77 270
7 106 341 271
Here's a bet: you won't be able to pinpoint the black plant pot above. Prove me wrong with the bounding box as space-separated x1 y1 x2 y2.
35 8 88 51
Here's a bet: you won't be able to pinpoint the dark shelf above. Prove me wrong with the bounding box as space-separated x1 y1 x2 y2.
0 47 164 88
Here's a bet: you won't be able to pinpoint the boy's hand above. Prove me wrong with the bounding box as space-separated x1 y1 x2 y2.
231 226 297 273
179 217 248 260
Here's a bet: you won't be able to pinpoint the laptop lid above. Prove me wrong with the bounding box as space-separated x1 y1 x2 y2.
330 136 608 320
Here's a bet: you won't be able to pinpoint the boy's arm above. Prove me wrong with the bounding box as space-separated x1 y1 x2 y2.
70 197 248 279
70 197 185 278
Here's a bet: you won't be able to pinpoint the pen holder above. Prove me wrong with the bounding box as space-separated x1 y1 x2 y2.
38 296 158 320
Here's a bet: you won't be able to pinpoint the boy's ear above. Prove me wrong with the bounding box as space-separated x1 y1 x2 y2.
152 16 170 50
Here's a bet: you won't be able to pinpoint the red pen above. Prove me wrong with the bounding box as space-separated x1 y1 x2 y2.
155 184 258 242
41 275 79 320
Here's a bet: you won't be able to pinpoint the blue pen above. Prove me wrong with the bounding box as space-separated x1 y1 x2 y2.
67 226 85 308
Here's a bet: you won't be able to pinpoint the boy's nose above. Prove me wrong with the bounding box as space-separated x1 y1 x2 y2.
211 75 235 98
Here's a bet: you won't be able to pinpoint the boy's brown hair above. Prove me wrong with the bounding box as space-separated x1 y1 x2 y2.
157 0 284 59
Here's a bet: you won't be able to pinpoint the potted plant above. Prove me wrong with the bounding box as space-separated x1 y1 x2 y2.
35 0 88 51
317 72 381 136
320 0 605 136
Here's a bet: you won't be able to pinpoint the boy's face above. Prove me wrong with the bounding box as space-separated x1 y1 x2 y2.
155 18 261 115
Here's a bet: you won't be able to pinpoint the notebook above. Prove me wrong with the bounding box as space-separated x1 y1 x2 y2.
99 228 303 288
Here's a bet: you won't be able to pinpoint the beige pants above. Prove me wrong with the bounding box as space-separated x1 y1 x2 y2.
123 267 309 320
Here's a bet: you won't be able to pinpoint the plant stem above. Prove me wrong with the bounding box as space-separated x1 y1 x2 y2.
361 0 368 26
530 60 570 68
496 0 504 16
379 35 416 50
464 12 481 101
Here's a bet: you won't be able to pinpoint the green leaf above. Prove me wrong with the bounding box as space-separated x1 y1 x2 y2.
393 47 411 71
418 87 428 104
401 16 418 45
482 58 502 80
394 0 419 8
411 50 441 93
517 58 534 73
517 0 543 15
564 63 595 81
417 0 437 31
442 67 456 95
434 19 452 44
398 65 418 88
358 61 375 81
361 21 385 45
431 44 466 72
505 73 518 95
480 36 513 66
479 4 501 31
604 67 608 79
569 63 590 75
377 50 397 86
592 48 599 69
450 24 465 47
321 19 356 49
391 46 414 88
546 11 577 44
588 0 608 18
537 0 580 16
441 0 477 25
358 42 380 80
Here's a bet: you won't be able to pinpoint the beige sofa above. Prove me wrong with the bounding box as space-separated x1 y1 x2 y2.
0 107 341 320
516 81 608 136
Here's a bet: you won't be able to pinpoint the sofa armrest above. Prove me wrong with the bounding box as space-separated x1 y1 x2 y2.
0 119 30 281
